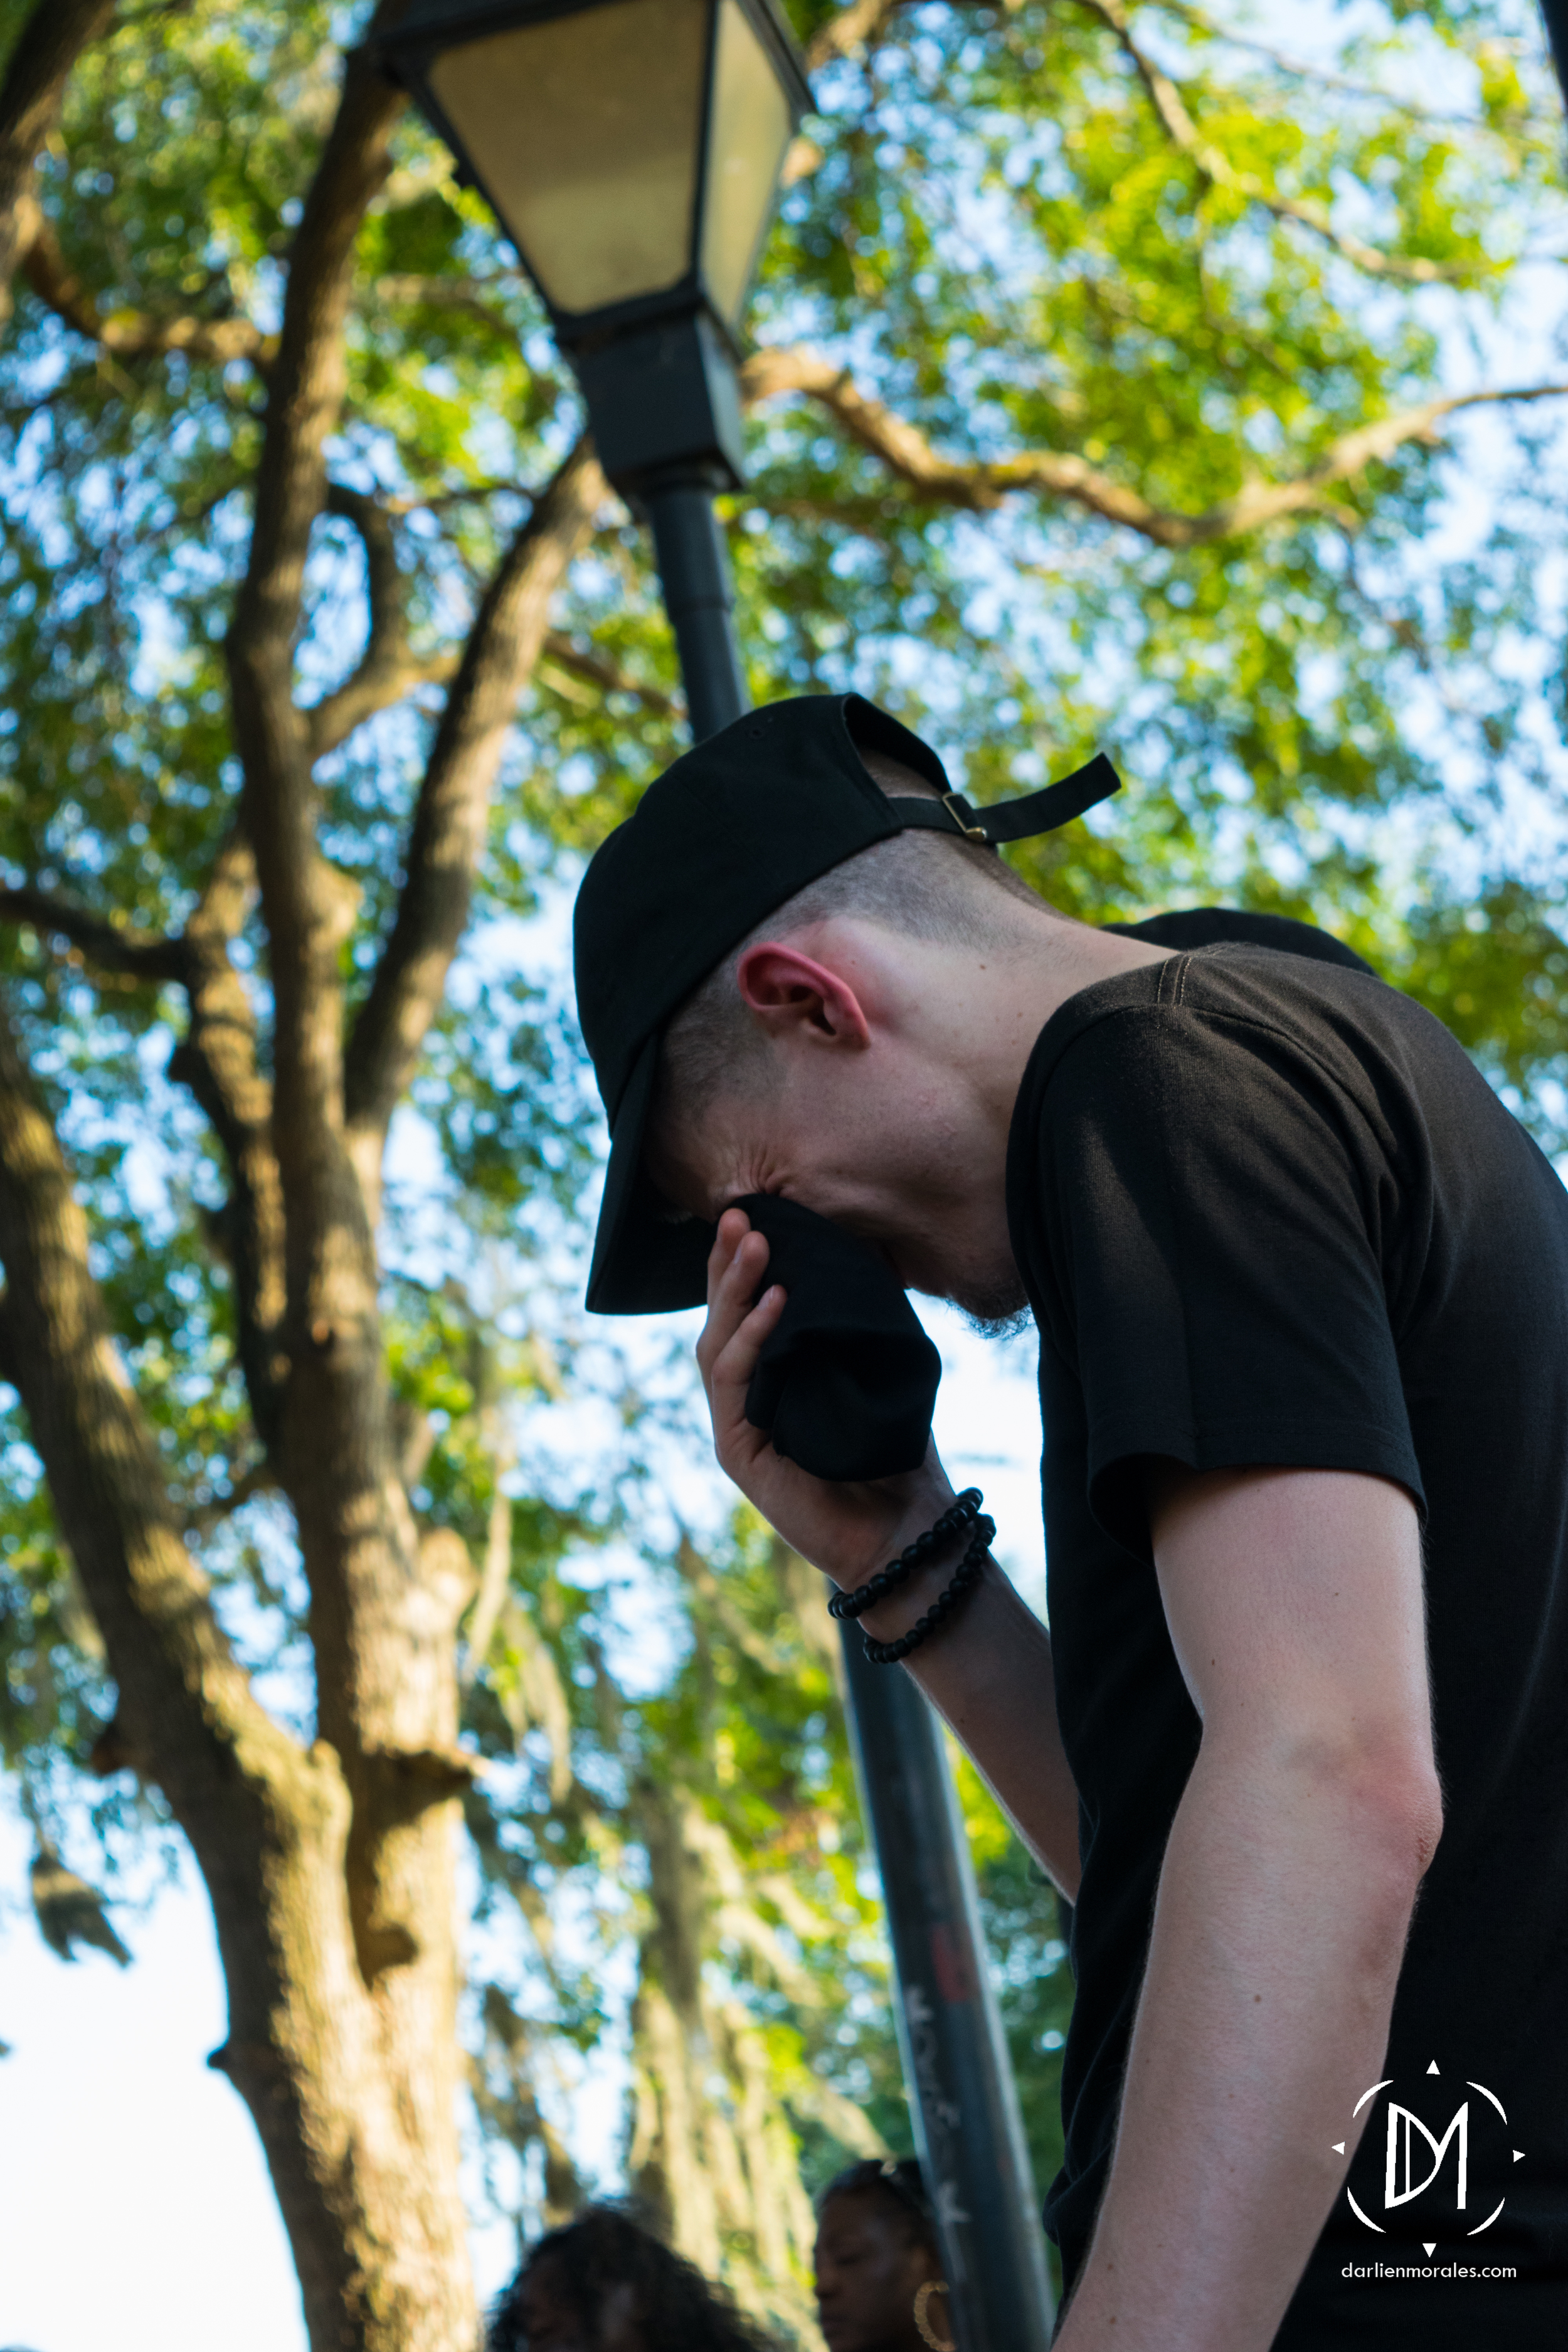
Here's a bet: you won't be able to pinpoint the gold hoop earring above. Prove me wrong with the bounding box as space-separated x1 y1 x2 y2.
913 2278 955 2352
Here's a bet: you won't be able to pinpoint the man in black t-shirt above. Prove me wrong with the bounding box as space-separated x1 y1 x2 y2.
574 694 1568 2350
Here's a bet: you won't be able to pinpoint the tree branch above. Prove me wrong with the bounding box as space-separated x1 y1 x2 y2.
224 27 404 1262
166 826 289 1456
0 982 291 1817
538 631 679 718
230 42 403 714
1152 1 1546 131
0 883 184 980
308 651 457 760
0 0 115 327
20 215 276 366
383 475 533 516
674 1534 791 1681
740 345 1568 547
0 840 290 1460
782 0 1001 183
302 484 416 758
798 0 1001 73
368 269 525 330
1077 0 1486 286
305 477 661 764
803 0 908 72
342 435 605 1142
182 1458 278 1540
308 628 672 760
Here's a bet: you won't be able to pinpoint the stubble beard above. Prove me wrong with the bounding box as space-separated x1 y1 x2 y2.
946 1261 1032 1340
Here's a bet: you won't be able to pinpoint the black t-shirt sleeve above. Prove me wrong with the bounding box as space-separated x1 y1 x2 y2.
1033 995 1425 1559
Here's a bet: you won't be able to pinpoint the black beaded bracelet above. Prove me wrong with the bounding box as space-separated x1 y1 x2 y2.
827 1490 984 1623
861 1513 995 1665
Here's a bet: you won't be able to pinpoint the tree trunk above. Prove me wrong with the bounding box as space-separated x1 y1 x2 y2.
629 1778 821 2343
0 14 602 2343
0 0 115 322
0 983 484 2349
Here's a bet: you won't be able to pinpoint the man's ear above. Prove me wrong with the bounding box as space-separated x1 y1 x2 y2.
734 943 872 1050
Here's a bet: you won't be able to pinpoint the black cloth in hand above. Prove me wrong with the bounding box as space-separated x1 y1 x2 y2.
735 1194 941 1481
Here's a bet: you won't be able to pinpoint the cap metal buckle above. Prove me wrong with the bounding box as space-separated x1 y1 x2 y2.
941 791 990 844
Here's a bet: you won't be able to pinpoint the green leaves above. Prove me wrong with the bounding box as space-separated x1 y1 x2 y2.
2 0 1567 2303
739 4 1568 1157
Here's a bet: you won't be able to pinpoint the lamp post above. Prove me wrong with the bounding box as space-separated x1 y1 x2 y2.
381 0 801 733
380 8 1055 2341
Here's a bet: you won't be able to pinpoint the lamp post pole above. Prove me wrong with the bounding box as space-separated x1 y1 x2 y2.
641 482 1056 2352
380 6 1056 2338
841 1637 1057 2352
642 468 748 738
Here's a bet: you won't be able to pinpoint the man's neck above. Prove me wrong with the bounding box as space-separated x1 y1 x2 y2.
916 909 1173 1143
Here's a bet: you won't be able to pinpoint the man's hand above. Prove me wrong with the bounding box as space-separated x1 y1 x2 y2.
696 1205 953 1584
696 1205 1084 1894
1056 1464 1443 2352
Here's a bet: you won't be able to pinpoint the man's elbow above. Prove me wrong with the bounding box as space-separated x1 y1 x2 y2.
1315 1762 1443 2005
1360 1759 1444 1889
1319 1739 1444 1919
1246 1722 1444 1896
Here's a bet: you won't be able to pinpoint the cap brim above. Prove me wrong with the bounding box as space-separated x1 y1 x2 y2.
585 1034 716 1314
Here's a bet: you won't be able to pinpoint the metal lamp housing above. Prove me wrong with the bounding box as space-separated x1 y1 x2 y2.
381 0 811 490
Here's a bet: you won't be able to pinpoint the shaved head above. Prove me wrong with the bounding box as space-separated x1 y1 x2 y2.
652 752 1052 1147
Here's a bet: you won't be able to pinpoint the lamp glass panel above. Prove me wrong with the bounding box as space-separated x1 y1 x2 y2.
700 0 793 325
430 0 710 315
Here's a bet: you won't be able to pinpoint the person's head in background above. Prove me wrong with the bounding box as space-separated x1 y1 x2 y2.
813 2161 951 2352
487 2203 780 2352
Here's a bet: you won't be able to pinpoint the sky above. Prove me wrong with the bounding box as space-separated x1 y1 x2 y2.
0 1804 304 2352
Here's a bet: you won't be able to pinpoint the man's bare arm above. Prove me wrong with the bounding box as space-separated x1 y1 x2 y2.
1054 1464 1443 2352
857 1551 1082 1896
697 1207 1082 1894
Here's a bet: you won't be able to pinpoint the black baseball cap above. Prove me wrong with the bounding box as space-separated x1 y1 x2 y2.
573 693 1119 1313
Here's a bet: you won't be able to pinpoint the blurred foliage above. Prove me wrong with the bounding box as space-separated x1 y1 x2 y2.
1 0 1567 2329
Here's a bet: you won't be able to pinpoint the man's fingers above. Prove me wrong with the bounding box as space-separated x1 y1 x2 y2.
702 1252 781 1406
697 1207 791 1472
709 1281 787 1419
697 1216 772 1380
707 1204 753 1266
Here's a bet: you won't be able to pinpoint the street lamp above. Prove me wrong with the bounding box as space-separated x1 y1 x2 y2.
381 0 810 736
378 8 1055 2343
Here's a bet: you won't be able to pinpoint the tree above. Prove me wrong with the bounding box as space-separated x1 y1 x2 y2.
0 3 1564 2348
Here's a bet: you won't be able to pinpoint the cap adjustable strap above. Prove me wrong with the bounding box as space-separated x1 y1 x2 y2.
887 751 1121 848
